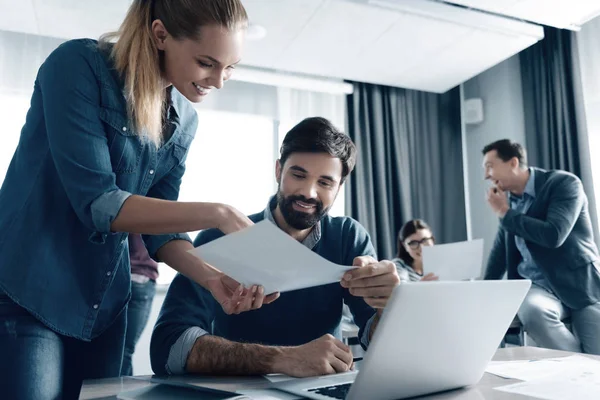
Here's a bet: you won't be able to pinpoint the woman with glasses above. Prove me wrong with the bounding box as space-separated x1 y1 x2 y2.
393 219 439 282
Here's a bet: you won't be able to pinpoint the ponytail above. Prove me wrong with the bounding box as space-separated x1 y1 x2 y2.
100 0 248 147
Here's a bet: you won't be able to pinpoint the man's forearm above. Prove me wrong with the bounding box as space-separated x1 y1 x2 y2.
186 335 282 375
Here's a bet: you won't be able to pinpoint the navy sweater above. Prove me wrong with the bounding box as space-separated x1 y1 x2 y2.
150 211 377 375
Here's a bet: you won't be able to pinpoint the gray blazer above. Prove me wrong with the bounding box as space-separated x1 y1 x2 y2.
484 167 600 309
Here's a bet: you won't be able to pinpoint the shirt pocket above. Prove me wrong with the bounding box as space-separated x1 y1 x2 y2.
99 108 143 174
156 133 193 178
172 133 194 164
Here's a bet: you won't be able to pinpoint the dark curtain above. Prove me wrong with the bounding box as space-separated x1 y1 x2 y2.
520 27 600 246
345 82 466 260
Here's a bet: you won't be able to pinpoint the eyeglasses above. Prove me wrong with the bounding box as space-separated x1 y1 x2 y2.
405 237 434 249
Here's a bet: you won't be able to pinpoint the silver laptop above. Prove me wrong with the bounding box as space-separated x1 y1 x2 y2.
276 280 531 400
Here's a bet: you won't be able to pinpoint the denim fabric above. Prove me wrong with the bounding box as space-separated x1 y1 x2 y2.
0 294 127 399
0 38 197 341
122 279 156 376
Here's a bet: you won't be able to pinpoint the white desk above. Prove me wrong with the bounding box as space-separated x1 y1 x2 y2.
80 347 599 399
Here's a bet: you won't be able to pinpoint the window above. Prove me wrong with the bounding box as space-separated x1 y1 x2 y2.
587 112 600 227
157 110 278 284
0 93 30 183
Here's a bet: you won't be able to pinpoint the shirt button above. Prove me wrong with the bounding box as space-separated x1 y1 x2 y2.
106 271 112 276
149 169 155 175
122 127 127 132
93 304 99 310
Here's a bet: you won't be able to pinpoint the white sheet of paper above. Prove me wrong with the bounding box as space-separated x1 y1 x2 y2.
188 220 354 294
263 374 296 383
494 359 600 400
237 389 300 400
486 355 600 381
422 239 483 280
263 369 357 384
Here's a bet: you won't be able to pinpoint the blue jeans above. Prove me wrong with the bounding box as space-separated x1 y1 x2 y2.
0 294 126 399
121 279 156 376
518 284 600 355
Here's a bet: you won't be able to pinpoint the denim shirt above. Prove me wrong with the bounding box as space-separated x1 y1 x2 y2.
0 39 197 340
510 169 551 292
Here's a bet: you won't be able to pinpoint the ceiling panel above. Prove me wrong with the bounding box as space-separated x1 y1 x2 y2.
404 28 539 92
273 0 401 76
0 0 545 93
241 0 325 68
444 0 600 28
362 13 474 76
33 0 129 39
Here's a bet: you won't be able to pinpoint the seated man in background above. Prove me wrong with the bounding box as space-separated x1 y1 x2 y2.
150 117 400 377
482 139 600 355
393 219 439 282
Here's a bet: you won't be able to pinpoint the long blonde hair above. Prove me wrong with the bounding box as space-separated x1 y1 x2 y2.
101 0 248 146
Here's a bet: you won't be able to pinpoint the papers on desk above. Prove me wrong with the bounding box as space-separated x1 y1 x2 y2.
489 355 600 400
263 374 296 383
237 389 300 400
188 220 354 294
264 369 357 384
486 355 597 381
422 239 483 280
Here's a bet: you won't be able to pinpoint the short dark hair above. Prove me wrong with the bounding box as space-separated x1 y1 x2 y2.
397 219 434 265
482 139 527 168
279 117 357 182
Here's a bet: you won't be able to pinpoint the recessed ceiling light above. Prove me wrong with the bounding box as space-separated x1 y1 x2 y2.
247 23 267 40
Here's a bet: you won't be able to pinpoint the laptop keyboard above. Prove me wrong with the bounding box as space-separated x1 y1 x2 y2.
308 383 352 399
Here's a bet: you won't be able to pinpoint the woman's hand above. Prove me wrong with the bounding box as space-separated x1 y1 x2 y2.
215 204 254 234
156 240 280 315
205 272 280 315
420 272 439 281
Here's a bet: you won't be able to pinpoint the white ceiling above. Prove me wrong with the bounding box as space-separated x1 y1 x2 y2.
242 0 544 92
442 0 600 29
0 0 555 92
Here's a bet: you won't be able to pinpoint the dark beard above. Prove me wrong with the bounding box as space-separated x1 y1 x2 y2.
276 190 329 230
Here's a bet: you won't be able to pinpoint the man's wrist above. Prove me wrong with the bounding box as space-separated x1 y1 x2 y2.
497 206 509 218
270 346 290 374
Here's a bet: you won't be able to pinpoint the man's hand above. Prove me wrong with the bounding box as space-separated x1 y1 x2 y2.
486 187 509 218
421 272 439 281
340 256 400 308
205 273 280 315
272 334 353 377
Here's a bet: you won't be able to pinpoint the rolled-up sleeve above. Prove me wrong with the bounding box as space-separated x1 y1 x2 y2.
166 326 209 375
150 272 216 375
39 41 131 235
90 189 132 234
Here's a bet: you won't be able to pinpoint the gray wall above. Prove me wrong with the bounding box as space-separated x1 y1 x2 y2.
462 55 526 271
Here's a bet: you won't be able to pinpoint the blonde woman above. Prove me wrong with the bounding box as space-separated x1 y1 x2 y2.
0 0 278 397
